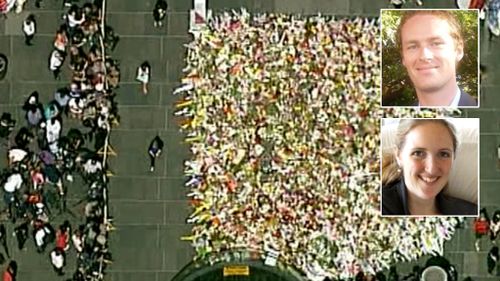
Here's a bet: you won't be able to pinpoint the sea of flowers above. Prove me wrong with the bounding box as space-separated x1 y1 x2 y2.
175 10 464 280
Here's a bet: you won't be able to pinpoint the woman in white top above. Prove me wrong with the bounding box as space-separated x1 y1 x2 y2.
136 61 151 95
22 14 36 46
49 49 65 79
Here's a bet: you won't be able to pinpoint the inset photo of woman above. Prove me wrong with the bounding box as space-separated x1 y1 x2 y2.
380 118 479 217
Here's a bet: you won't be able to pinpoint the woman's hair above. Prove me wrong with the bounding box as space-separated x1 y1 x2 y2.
382 119 458 186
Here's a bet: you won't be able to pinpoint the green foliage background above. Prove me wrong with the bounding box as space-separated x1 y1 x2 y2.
381 10 478 106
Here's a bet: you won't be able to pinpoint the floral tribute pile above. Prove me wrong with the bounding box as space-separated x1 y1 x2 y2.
175 10 464 280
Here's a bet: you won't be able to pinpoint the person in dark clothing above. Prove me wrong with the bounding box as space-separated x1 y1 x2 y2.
491 210 500 243
388 266 399 281
148 136 164 172
104 26 119 51
153 0 168 27
487 246 499 275
0 225 9 258
14 127 34 149
22 91 41 111
0 113 15 139
13 221 29 250
67 128 84 151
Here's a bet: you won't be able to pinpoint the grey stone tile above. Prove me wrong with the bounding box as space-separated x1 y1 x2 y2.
115 83 162 106
479 86 500 108
108 150 166 177
463 252 488 276
164 201 190 224
0 17 5 35
443 252 464 271
17 271 67 281
4 12 26 35
109 176 159 201
468 111 500 133
108 246 162 270
109 272 157 281
0 35 11 55
480 181 500 207
0 81 11 104
163 247 193 271
27 11 62 35
169 1 193 13
117 106 166 129
158 225 192 249
10 81 66 105
348 0 385 16
107 13 168 36
107 0 156 13
160 83 178 107
111 225 159 248
112 37 162 82
444 232 461 252
302 0 350 15
10 36 68 82
110 129 156 152
253 0 275 13
158 225 194 270
116 81 164 107
165 107 182 131
162 129 190 177
209 0 255 11
460 228 480 252
167 13 189 37
109 201 164 224
159 178 188 200
157 272 178 281
163 36 189 68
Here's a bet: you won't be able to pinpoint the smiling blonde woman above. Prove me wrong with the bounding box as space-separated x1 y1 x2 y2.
381 119 477 216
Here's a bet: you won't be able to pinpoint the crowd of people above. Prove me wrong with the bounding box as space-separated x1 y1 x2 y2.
0 0 119 279
175 11 466 280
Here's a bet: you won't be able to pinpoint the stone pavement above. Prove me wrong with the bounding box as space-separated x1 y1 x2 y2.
0 0 499 281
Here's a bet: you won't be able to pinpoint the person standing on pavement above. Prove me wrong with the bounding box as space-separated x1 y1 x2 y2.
136 61 151 95
49 49 65 80
487 246 500 275
13 221 28 250
49 247 65 275
22 14 36 46
2 261 16 281
148 135 164 172
474 208 491 251
153 0 168 27
0 225 9 259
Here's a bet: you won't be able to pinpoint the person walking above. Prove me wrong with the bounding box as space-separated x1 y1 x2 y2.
153 0 168 27
49 49 65 80
13 221 28 250
2 261 16 281
136 61 151 95
49 247 65 275
0 225 9 259
491 210 500 243
22 14 36 46
148 135 164 172
487 246 499 275
474 208 490 251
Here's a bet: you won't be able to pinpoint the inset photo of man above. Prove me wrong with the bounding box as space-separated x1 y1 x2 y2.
381 9 479 107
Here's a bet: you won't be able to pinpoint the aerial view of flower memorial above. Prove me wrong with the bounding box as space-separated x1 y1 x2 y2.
175 10 466 280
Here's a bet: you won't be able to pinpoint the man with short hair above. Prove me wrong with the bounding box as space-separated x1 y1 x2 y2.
396 10 477 107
